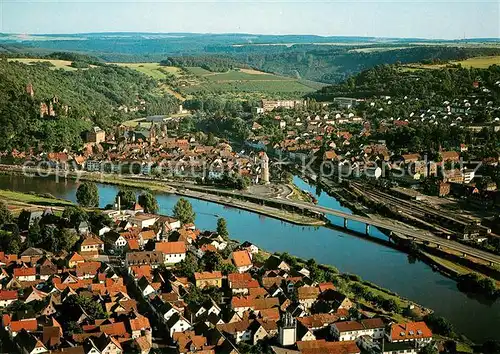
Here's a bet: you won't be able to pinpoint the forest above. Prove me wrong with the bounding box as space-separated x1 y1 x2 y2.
314 63 500 100
0 59 179 151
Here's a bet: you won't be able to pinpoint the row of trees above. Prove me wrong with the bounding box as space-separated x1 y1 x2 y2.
76 182 159 214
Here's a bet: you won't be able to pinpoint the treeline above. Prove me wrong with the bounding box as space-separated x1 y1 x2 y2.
161 55 248 72
314 63 500 100
234 45 500 83
0 58 179 151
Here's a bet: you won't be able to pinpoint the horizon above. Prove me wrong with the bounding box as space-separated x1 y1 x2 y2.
2 1 499 40
2 31 499 42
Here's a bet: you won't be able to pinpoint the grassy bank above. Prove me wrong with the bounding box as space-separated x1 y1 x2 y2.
0 189 73 213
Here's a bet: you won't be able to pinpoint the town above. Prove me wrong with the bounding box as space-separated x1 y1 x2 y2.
0 26 500 354
0 190 439 354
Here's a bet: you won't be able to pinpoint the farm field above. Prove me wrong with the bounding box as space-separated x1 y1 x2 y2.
7 58 92 71
183 67 325 94
112 62 182 79
402 55 500 71
115 63 326 96
452 55 500 68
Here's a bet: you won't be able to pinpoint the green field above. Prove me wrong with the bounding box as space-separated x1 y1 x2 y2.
183 67 325 94
113 62 182 79
452 55 500 68
116 63 326 96
403 55 500 71
7 58 89 71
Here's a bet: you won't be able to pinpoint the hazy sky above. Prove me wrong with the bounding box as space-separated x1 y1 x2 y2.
1 0 499 39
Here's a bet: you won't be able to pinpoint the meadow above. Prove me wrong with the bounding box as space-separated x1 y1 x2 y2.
7 58 87 71
112 62 182 79
402 55 500 71
183 67 325 94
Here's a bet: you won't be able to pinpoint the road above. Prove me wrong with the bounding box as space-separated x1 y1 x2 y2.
163 181 500 265
3 165 498 265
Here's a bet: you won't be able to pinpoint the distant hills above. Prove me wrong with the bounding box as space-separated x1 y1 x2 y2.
1 33 499 84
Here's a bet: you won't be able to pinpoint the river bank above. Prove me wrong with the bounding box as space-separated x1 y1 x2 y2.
299 173 500 281
1 173 499 342
0 187 475 349
0 167 325 227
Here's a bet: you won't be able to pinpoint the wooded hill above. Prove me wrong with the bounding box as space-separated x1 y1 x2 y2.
0 58 178 151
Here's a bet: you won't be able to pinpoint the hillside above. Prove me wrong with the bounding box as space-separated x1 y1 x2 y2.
2 34 499 84
313 63 500 101
0 59 178 151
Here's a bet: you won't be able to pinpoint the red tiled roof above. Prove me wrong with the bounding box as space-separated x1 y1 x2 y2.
13 267 36 277
390 321 432 341
231 296 279 310
0 290 18 301
10 319 38 333
129 316 151 331
81 236 104 246
299 340 360 354
155 241 186 254
194 271 223 280
232 250 252 267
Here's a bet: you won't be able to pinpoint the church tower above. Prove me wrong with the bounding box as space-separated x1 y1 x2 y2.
260 152 270 184
278 312 296 347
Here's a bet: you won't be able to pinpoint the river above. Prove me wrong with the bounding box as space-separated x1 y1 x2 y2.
0 174 499 342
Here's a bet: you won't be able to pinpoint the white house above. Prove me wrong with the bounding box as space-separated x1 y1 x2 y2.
130 213 159 229
166 314 192 337
331 318 385 341
137 277 157 298
155 242 186 265
0 291 18 307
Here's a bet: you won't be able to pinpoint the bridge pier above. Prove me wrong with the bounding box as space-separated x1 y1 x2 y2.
365 224 370 235
343 218 348 228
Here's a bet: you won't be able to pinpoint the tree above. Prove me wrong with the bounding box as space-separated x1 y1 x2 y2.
0 201 12 226
381 298 400 313
219 262 237 275
116 188 136 210
173 198 195 224
0 230 21 254
419 343 438 354
26 221 41 248
201 251 223 272
481 340 500 354
57 228 79 252
424 314 453 336
76 182 99 207
174 253 199 278
216 218 229 240
62 206 88 228
138 191 159 214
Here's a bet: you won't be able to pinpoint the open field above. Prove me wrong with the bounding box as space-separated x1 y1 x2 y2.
183 67 325 94
0 189 73 214
402 55 500 71
115 62 325 96
112 62 182 79
7 58 94 71
452 55 500 68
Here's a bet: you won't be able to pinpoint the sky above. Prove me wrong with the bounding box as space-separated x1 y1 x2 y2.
1 0 499 39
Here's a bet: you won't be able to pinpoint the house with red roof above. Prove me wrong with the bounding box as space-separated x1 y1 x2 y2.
0 290 18 307
331 318 385 341
232 250 253 273
13 267 36 282
155 241 186 265
389 321 432 345
8 318 38 337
